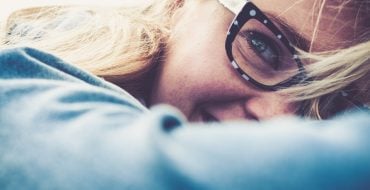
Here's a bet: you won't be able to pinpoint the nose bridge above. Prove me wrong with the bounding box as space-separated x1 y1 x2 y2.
244 93 295 120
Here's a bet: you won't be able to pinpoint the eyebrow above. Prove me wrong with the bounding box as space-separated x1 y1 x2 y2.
265 12 311 51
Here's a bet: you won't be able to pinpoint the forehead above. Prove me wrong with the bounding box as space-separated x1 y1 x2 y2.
242 0 360 51
183 0 360 51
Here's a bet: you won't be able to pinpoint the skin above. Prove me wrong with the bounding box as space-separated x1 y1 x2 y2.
148 0 357 122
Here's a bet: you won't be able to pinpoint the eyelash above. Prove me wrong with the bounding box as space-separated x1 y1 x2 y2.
242 29 282 68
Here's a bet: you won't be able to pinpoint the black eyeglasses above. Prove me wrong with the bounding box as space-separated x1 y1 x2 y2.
225 1 307 91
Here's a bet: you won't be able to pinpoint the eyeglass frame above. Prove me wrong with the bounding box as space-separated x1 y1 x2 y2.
225 1 307 91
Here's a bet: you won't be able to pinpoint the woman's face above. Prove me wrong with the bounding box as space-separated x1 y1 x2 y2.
149 0 356 122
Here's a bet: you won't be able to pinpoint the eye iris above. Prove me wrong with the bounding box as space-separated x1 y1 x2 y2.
248 32 278 68
251 38 267 53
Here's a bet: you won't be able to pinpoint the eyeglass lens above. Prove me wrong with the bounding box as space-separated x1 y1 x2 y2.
231 19 299 86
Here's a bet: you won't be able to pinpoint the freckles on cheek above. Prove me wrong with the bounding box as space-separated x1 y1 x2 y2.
171 70 217 106
160 66 197 99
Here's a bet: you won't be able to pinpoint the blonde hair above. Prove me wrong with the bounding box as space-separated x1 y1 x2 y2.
282 0 370 118
1 0 369 119
1 0 182 97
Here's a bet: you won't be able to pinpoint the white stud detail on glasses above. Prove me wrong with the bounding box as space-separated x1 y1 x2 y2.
218 0 249 14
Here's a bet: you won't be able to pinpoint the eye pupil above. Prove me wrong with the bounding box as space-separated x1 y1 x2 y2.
251 38 267 52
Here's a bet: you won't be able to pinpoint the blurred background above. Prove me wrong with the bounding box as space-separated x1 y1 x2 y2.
0 0 148 20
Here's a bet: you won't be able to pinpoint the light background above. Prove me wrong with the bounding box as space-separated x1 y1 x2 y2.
0 0 148 21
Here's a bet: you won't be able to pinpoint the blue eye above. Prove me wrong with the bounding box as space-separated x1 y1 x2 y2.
247 31 279 70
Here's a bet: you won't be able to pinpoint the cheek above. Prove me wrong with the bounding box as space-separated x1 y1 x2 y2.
150 1 237 114
159 43 226 98
246 93 298 117
150 32 234 116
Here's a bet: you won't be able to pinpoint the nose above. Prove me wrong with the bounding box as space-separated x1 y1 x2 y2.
205 93 296 122
202 100 257 121
243 92 297 120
